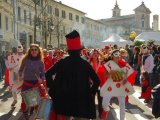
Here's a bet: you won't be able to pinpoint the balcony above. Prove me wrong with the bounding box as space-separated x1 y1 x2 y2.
0 30 4 41
0 1 13 13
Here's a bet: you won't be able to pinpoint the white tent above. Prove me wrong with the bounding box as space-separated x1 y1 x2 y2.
135 32 160 43
102 33 129 47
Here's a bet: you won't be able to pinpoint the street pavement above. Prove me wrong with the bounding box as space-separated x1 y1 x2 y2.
0 79 160 120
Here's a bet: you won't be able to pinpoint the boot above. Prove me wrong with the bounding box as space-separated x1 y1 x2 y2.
138 96 143 99
23 111 29 120
144 99 150 103
101 111 108 120
11 100 17 107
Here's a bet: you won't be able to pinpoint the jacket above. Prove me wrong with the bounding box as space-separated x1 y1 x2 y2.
45 54 100 119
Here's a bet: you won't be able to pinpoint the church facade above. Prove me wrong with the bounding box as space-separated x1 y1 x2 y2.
98 1 159 40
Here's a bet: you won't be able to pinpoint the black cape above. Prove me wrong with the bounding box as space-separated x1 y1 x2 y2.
152 84 160 118
45 55 100 119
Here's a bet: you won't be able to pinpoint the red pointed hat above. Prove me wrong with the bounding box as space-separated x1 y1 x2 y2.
65 30 82 50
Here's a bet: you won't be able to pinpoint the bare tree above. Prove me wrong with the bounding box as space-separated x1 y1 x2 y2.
50 15 65 48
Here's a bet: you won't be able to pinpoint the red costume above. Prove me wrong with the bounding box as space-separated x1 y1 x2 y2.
5 68 10 86
141 79 151 99
97 64 107 88
44 56 53 71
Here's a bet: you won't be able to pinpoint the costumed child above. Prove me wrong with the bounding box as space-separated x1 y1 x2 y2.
4 51 11 86
139 71 151 103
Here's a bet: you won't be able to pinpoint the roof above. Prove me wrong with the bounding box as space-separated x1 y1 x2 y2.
136 32 160 42
54 0 86 14
134 2 151 14
99 14 135 22
86 17 106 25
102 33 128 42
101 33 130 47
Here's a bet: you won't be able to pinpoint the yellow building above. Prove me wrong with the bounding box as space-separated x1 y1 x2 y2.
44 0 86 48
0 0 14 51
0 0 100 50
16 0 44 50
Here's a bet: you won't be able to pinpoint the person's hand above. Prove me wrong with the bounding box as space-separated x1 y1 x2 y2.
9 67 13 71
18 76 23 82
122 79 127 85
35 74 42 83
52 75 56 80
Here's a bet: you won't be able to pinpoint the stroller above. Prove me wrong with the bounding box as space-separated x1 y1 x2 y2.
152 84 160 119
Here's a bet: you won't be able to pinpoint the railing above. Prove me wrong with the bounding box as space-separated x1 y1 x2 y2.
1 1 13 13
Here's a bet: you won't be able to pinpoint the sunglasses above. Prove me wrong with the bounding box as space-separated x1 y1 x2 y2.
31 49 38 51
143 47 147 49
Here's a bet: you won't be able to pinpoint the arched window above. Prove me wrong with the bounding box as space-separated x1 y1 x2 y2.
141 15 145 28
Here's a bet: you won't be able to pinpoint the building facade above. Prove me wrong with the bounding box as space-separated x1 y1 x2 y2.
0 0 14 51
82 17 107 48
45 0 86 48
99 1 159 40
0 0 159 51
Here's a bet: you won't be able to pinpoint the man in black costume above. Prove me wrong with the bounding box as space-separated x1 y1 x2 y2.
152 84 160 119
45 30 100 119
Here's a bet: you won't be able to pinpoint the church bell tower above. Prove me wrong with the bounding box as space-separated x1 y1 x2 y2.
112 0 121 17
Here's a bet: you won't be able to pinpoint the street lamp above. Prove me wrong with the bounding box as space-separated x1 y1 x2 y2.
48 19 55 44
49 23 55 45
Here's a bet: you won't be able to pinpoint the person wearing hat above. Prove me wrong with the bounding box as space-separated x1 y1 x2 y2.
45 30 100 120
104 46 110 54
100 49 135 120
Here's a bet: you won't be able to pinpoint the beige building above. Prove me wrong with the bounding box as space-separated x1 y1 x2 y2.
1 0 159 50
82 17 107 48
43 0 86 48
0 0 43 51
0 0 14 51
153 15 159 32
15 0 46 50
99 1 159 40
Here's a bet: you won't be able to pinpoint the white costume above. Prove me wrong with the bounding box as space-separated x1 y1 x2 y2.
141 54 154 74
6 53 23 92
100 60 135 97
100 60 135 120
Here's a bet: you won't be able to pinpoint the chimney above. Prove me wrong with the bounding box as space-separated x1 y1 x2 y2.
153 15 159 31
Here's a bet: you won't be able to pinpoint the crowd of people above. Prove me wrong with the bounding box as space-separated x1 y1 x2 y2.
0 30 160 120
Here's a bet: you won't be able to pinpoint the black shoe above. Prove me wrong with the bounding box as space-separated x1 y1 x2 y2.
138 96 143 99
29 107 34 116
144 99 150 103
